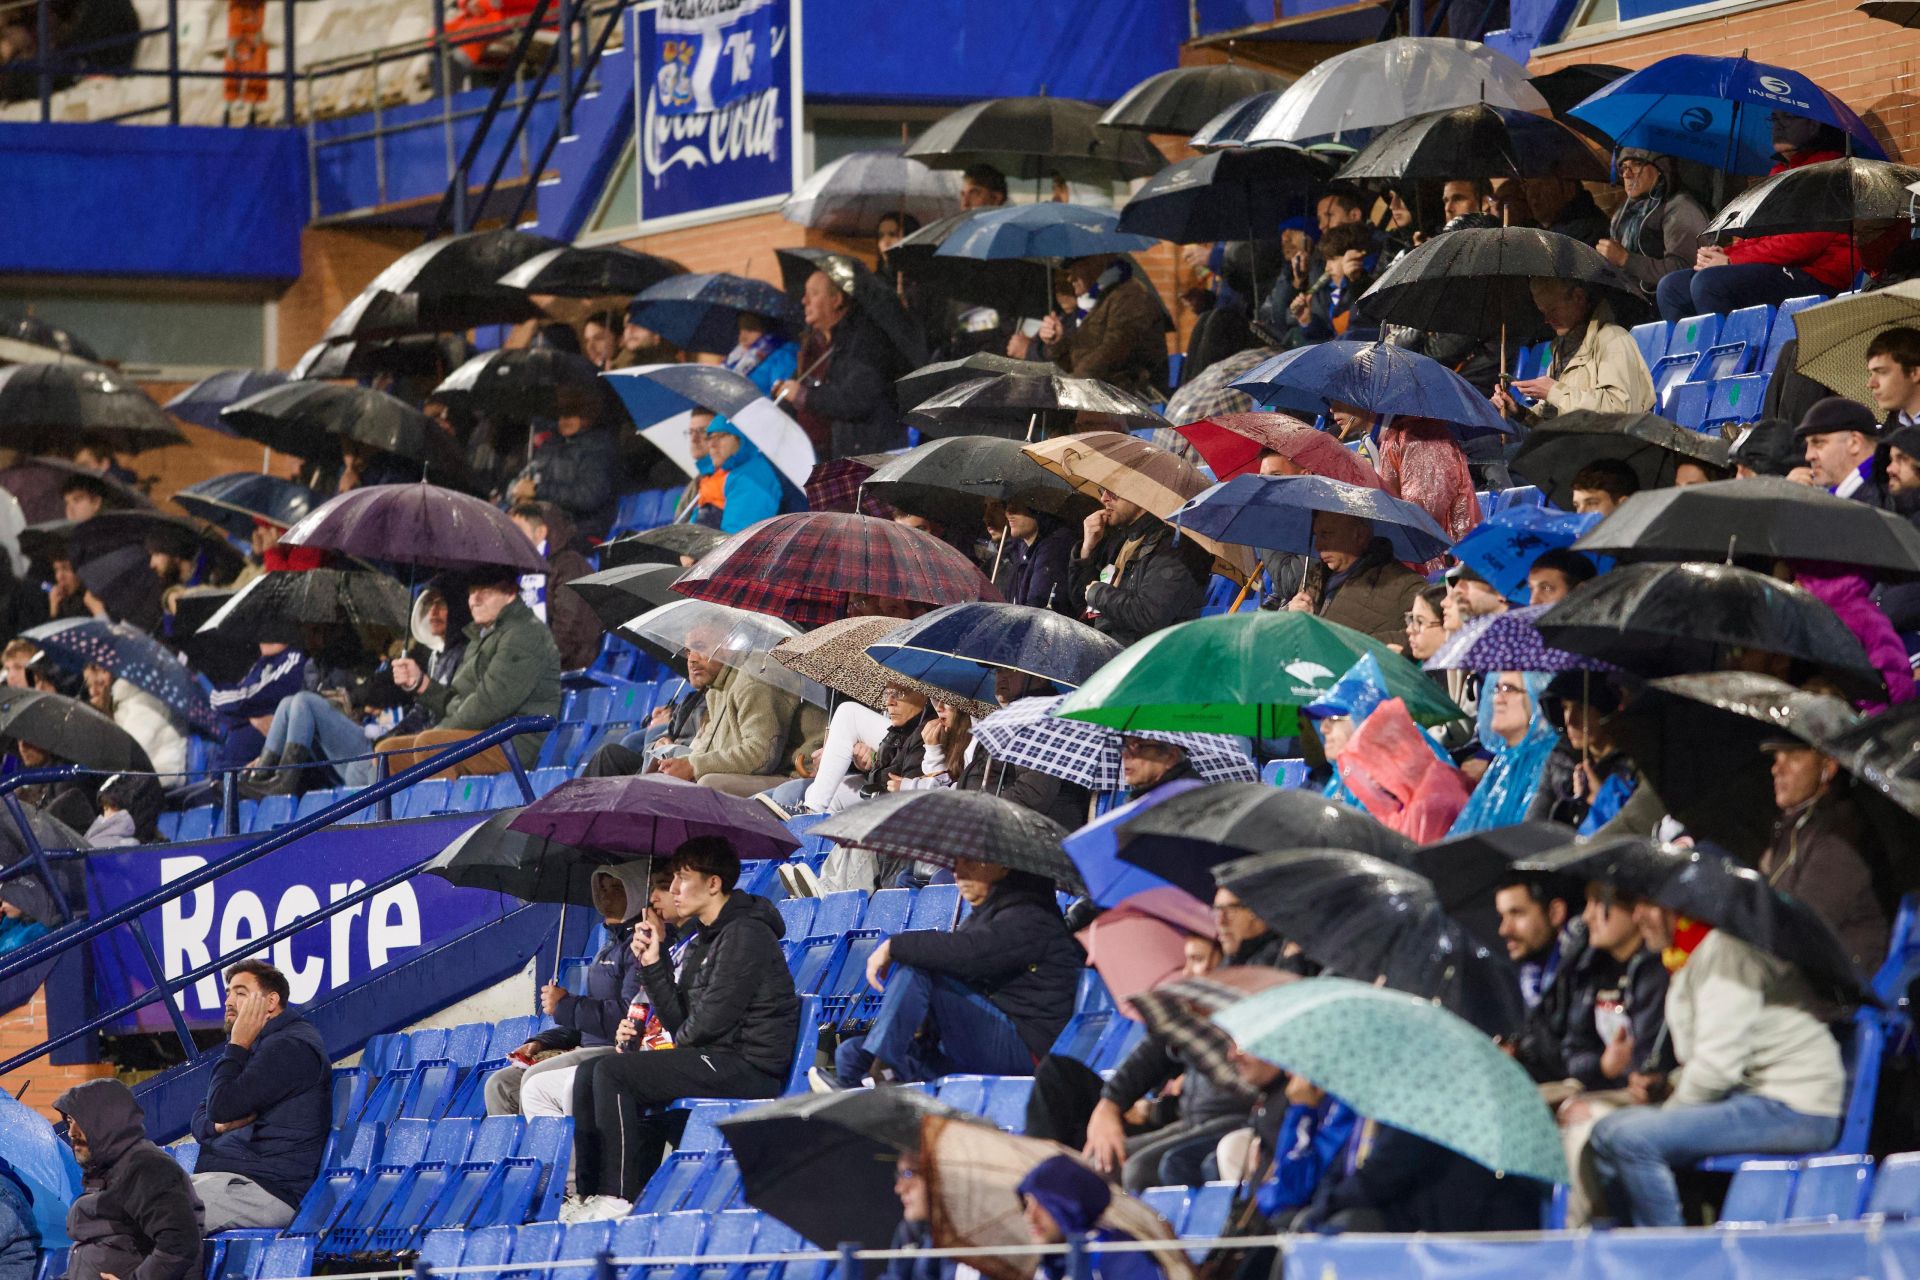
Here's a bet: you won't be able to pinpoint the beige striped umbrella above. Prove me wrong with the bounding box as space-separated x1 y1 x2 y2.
770 616 995 717
1792 280 1920 407
1023 430 1257 582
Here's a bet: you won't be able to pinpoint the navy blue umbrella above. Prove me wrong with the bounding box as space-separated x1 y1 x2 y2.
162 370 288 434
1117 146 1330 245
174 472 319 538
935 203 1158 262
1569 54 1886 174
627 273 803 356
1232 340 1515 438
1189 90 1287 150
1173 473 1454 564
863 602 1124 705
24 617 218 735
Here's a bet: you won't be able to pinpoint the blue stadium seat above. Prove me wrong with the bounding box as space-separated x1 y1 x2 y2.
1140 1186 1190 1232
397 1060 460 1121
1787 1154 1874 1222
822 930 887 1026
787 936 845 996
1652 312 1722 398
982 1076 1034 1130
678 1102 738 1153
690 1155 744 1211
529 767 569 797
1182 1182 1236 1248
1631 320 1671 370
1873 893 1919 1003
1719 1160 1800 1225
330 1068 369 1131
907 883 961 931
606 680 655 725
423 1117 476 1165
1704 375 1768 432
1868 1151 1920 1219
1702 1007 1889 1173
156 811 182 841
935 1076 988 1116
417 1228 466 1271
445 1021 493 1069
398 779 453 818
293 788 339 822
1664 380 1711 431
167 1141 197 1172
523 1116 574 1222
555 1220 616 1279
776 897 817 939
501 1221 563 1280
1076 968 1115 1014
1261 759 1309 788
1693 305 1772 381
638 1150 714 1213
863 888 914 934
1762 295 1826 373
457 1224 518 1278
1491 485 1544 512
253 793 296 830
536 723 585 771
1089 1016 1144 1072
175 807 217 842
1050 1009 1114 1064
471 1114 526 1164
785 994 821 1094
812 890 867 936
251 1237 316 1280
610 1212 657 1259
490 1016 539 1057
650 1210 711 1261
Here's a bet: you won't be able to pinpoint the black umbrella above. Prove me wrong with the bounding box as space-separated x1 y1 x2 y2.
21 511 244 584
597 525 726 570
1117 147 1331 246
220 382 476 489
421 807 602 907
1214 848 1526 1037
905 372 1167 440
888 212 1057 315
430 347 616 422
1573 476 1920 577
1357 227 1646 340
168 586 255 686
174 472 319 537
1338 104 1608 184
200 568 413 639
565 563 687 633
1509 411 1732 509
895 354 1038 411
291 333 471 383
1786 701 1920 902
70 545 155 621
863 435 1092 525
2 315 100 362
495 245 682 298
1534 561 1885 701
1115 783 1415 903
1860 0 1920 23
1528 63 1630 118
720 1088 972 1252
1400 822 1574 953
1703 158 1920 241
1188 90 1287 150
812 790 1084 893
775 248 928 368
905 96 1166 183
0 457 151 525
1099 65 1293 135
0 689 150 772
0 365 184 455
628 273 804 356
323 228 561 342
162 369 290 433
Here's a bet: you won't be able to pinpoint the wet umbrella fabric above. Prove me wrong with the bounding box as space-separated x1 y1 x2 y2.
20 510 243 587
775 248 927 368
1424 603 1616 675
769 615 980 715
494 244 680 298
431 347 612 422
1081 888 1220 1014
1099 64 1293 135
23 618 217 734
1356 228 1645 341
905 96 1167 182
0 1091 82 1247
219 382 475 489
1232 341 1513 437
1528 63 1629 118
627 273 804 356
173 472 318 537
0 365 184 454
0 457 151 525
895 354 1040 412
904 372 1168 440
1240 38 1548 145
422 806 601 908
200 569 413 639
507 775 801 862
1337 103 1607 183
1173 473 1453 565
1791 283 1920 409
1128 968 1297 1094
780 149 960 235
2 315 98 363
861 436 1087 525
803 456 893 519
1510 411 1731 510
597 524 726 570
887 213 1056 316
1060 777 1209 908
1403 823 1573 952
813 790 1083 893
864 603 1124 706
322 227 561 341
565 563 688 633
971 695 1259 797
1174 413 1381 486
625 599 821 707
1448 508 1604 605
1117 146 1332 247
1189 90 1287 150
277 483 547 575
1704 157 1920 241
163 369 289 434
0 689 150 772
290 333 470 384
933 203 1158 263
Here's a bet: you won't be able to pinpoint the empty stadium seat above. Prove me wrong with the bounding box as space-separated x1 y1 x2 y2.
1703 375 1768 432
981 1076 1034 1130
1693 305 1772 380
1868 1151 1920 1219
174 806 218 842
812 890 867 937
1762 295 1826 373
1140 1186 1190 1232
1652 313 1722 398
501 1220 563 1280
776 897 818 939
1182 1182 1236 1250
1720 1160 1800 1225
1631 320 1672 369
1873 893 1919 1003
252 1238 316 1280
1664 380 1711 431
907 883 962 930
1262 759 1309 788
1787 1155 1875 1222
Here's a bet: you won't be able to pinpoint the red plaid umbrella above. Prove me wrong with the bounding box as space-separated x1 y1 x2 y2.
803 455 894 518
672 511 1000 626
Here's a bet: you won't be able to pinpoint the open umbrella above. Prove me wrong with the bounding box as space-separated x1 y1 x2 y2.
421 806 600 908
20 510 243 588
1099 64 1293 135
220 382 475 489
322 227 560 341
1510 411 1732 509
0 365 184 454
1215 977 1568 1184
200 568 413 639
277 483 547 574
597 524 726 570
0 457 151 525
1128 968 1296 1093
1240 38 1548 145
606 363 816 494
508 775 801 862
1424 603 1617 675
0 1091 82 1248
23 618 217 735
671 511 1000 628
1056 611 1462 738
291 333 470 383
931 205 1158 320
906 371 1168 441
1337 103 1607 183
1116 146 1330 255
972 695 1259 797
565 563 687 633
813 790 1083 892
1792 282 1920 407
1189 90 1288 150
172 472 318 537
2 314 99 363
771 615 985 716
1165 347 1286 427
775 248 928 368
1060 777 1209 908
431 347 615 423
888 213 1059 316
1403 823 1573 952
1080 888 1219 1015
1449 508 1604 604
1861 0 1920 22
1704 157 1920 241
1174 413 1381 486
1356 228 1645 342
863 603 1124 706
905 97 1167 183
1534 561 1884 700
0 689 149 772
1172 473 1454 565
162 369 289 433
804 455 893 519
896 354 1039 411
1529 63 1629 117
627 274 804 357
1232 340 1512 437
781 149 960 235
624 599 821 706
863 436 1089 525
494 244 680 298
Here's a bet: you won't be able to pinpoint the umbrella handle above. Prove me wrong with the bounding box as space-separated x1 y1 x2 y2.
774 348 834 404
989 524 1009 581
1226 566 1263 613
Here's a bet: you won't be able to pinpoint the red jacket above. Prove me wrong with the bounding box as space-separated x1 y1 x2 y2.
1726 149 1858 290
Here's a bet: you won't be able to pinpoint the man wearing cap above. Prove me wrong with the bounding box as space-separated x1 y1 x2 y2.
1794 397 1886 505
1597 151 1708 302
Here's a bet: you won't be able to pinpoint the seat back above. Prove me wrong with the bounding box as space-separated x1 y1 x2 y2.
703 1210 759 1255
1631 321 1671 368
461 1224 519 1280
935 1075 989 1116
907 883 961 930
1049 1010 1112 1064
380 1118 434 1168
679 1102 736 1153
812 890 867 936
254 1237 317 1280
423 1117 476 1165
1720 1160 1800 1225
503 1221 564 1280
522 1116 574 1221
1183 1183 1236 1241
1139 1186 1190 1232
982 1076 1034 1131
1694 305 1772 380
1873 892 1920 1003
1868 1150 1920 1218
651 1211 710 1259
1762 295 1826 372
1786 1154 1875 1222
776 897 818 939
1703 375 1767 432
863 888 914 934
471 1114 526 1164
1663 380 1712 431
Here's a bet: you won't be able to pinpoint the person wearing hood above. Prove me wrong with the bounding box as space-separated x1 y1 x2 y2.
691 416 787 535
0 877 53 955
828 856 1084 1089
1067 494 1211 647
83 774 163 849
1000 501 1076 612
208 642 307 774
508 501 600 672
186 960 329 1231
569 838 798 1214
488 861 657 1118
1490 280 1655 424
58 1078 201 1280
1448 671 1558 836
1527 672 1636 832
1018 1155 1168 1280
1597 150 1709 302
1285 509 1426 648
1789 561 1915 710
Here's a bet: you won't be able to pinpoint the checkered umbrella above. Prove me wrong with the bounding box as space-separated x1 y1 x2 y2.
1128 967 1299 1093
24 618 217 735
811 789 1083 893
1162 347 1285 426
804 455 894 518
972 695 1258 792
672 511 1000 627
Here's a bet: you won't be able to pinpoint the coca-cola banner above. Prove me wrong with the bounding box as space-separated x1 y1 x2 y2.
636 0 802 227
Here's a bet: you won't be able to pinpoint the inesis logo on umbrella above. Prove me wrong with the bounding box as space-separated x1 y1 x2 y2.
1750 74 1811 110
1680 106 1715 133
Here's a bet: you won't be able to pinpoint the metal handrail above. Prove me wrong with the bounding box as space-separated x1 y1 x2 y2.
428 0 556 235
508 0 629 226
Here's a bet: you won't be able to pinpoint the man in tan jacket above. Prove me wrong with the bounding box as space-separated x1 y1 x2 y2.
1491 279 1655 423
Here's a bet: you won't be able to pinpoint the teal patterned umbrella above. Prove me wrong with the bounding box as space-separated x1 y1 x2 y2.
1213 976 1569 1185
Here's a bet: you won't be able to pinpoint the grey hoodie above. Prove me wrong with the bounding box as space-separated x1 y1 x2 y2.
56 1081 201 1280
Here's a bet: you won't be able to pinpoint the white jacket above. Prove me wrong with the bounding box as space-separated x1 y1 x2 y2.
111 678 187 778
1666 930 1846 1116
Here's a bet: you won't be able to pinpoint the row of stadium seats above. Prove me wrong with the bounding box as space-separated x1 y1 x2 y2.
1720 1152 1920 1226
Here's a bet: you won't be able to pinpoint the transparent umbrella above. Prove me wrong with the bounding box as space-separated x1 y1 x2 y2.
618 598 827 707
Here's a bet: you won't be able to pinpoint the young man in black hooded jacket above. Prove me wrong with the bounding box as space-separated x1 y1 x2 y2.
57 1079 202 1280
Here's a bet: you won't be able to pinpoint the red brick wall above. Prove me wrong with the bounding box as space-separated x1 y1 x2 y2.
0 988 113 1120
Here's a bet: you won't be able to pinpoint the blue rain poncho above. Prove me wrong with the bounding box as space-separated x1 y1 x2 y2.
1447 670 1557 835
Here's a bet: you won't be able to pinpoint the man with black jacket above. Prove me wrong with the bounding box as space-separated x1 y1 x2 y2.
1067 494 1211 646
567 838 798 1215
1511 885 1668 1090
826 856 1084 1088
775 270 908 457
59 1079 202 1280
187 960 329 1231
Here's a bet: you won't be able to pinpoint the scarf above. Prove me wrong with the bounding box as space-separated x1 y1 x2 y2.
724 331 780 378
517 537 549 622
1074 260 1132 320
1612 180 1666 256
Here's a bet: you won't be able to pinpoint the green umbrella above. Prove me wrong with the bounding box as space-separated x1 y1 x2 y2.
1214 976 1568 1185
1054 611 1461 737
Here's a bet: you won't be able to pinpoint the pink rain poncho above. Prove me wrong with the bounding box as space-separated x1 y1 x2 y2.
1338 696 1471 841
1374 416 1483 543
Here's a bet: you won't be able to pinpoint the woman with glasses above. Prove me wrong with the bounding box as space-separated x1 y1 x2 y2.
1447 670 1557 835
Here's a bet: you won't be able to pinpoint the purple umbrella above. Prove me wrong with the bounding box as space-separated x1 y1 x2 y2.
277 483 546 575
506 776 803 862
1423 604 1616 674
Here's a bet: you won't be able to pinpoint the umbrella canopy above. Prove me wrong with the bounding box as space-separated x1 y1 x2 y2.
1357 227 1645 342
1704 157 1920 241
1215 977 1568 1184
722 1089 974 1252
1116 147 1331 246
1529 63 1630 117
1792 281 1920 406
1115 782 1414 903
1449 507 1604 604
597 524 726 570
1861 0 1920 21
863 435 1089 524
431 347 614 422
905 371 1167 442
1060 777 1210 908
1573 475 1920 576
219 382 475 488
972 694 1259 796
771 615 987 716
278 483 547 575
627 273 805 357
1425 603 1618 674
934 203 1158 263
1128 968 1297 1093
0 365 184 454
1819 702 1920 895
20 510 242 588
0 689 149 772
566 563 688 633
624 599 821 706
172 472 318 537
2 314 99 363
1338 103 1607 183
813 790 1082 892
1232 340 1512 437
162 369 289 433
1241 38 1548 145
494 244 680 298
606 363 816 492
24 618 217 734
322 227 560 341
804 455 893 519
1080 888 1219 1015
671 511 1000 628
1189 90 1287 150
421 806 600 908
0 1091 82 1248
507 775 802 862
775 248 927 368
0 457 151 525
1568 54 1886 175
905 97 1167 182
1174 413 1381 486
864 603 1124 705
1403 823 1574 952
1099 64 1293 135
1534 560 1884 700
781 148 961 235
888 213 1060 316
200 568 413 640
896 354 1039 411
1172 473 1454 565
291 333 470 383
1056 611 1462 738
1022 431 1255 581
1510 411 1731 509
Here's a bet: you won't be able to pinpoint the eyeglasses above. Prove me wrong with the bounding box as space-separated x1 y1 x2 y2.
1121 737 1168 756
1402 613 1441 631
1491 681 1528 698
881 687 912 704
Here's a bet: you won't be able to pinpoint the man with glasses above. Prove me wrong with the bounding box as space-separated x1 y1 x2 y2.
1120 736 1195 798
1596 151 1707 304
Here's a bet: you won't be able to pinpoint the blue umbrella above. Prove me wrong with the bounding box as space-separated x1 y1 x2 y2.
934 203 1159 262
1060 776 1207 907
1569 54 1886 175
0 1092 81 1247
626 273 803 357
24 618 218 735
161 369 288 434
863 602 1124 706
1173 473 1453 564
173 472 319 538
1450 507 1603 603
1231 341 1515 438
1424 604 1618 674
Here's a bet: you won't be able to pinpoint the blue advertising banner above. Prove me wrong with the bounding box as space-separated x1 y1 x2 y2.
636 0 801 227
85 815 510 1033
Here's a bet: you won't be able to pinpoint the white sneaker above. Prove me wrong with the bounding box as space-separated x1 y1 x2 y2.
753 793 793 821
788 862 823 897
559 1194 632 1223
808 1065 846 1094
